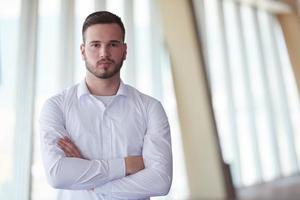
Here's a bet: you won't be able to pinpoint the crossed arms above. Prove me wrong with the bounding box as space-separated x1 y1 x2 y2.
57 136 145 176
39 97 172 199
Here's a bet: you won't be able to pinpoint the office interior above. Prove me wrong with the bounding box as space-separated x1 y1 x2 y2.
1 0 300 199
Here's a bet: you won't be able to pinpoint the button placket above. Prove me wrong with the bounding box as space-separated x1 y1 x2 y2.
101 110 112 159
90 96 106 159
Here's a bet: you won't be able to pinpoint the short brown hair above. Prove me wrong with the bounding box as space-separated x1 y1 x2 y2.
82 11 125 43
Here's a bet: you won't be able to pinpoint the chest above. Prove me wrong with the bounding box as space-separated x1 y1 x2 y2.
64 99 147 159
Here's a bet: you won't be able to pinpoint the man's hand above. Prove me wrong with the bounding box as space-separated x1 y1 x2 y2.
125 156 145 175
57 136 84 159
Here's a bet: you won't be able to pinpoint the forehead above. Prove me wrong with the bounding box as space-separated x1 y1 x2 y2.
84 23 123 42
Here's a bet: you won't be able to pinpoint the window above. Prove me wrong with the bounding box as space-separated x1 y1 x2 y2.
0 0 21 199
0 0 186 199
31 1 61 199
193 0 300 187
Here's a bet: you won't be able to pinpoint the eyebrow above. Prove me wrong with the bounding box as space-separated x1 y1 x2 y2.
88 40 100 45
88 40 123 44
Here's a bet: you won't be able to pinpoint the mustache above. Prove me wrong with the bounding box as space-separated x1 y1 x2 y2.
97 59 115 64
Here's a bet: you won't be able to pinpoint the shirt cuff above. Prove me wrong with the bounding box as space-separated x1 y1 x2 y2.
108 158 125 181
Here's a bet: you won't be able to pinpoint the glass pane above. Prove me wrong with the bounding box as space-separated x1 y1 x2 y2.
0 0 20 199
74 0 95 83
223 1 259 186
258 11 298 176
31 0 61 199
274 18 300 171
240 4 277 183
242 6 281 181
202 0 243 186
197 0 300 188
133 0 153 95
106 0 125 18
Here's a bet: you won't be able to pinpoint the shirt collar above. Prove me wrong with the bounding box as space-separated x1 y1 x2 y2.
77 79 128 99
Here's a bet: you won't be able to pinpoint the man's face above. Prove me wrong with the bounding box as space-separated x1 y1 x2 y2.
80 23 127 79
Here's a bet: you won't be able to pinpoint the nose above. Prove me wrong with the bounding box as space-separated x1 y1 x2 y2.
99 44 111 58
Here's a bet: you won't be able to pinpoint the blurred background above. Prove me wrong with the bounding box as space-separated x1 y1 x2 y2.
1 0 300 199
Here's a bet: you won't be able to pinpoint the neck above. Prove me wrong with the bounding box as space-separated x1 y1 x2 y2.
85 73 121 96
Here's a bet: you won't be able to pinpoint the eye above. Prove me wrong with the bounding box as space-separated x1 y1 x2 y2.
109 42 121 48
91 43 100 48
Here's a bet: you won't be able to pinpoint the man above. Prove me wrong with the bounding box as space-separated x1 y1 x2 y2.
39 11 172 200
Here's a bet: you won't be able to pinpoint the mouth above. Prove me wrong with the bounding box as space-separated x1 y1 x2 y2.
97 60 113 68
98 59 114 64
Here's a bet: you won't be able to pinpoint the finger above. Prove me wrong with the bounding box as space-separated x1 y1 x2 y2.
58 140 75 155
58 137 83 158
65 152 71 157
59 144 76 157
64 140 82 157
58 141 71 155
59 138 83 158
57 140 66 151
60 139 78 155
64 136 73 143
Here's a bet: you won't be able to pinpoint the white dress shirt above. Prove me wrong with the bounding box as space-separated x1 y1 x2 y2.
39 80 172 200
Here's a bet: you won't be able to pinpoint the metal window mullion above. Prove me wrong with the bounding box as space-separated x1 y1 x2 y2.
217 0 243 186
233 2 263 182
252 9 282 177
267 15 299 172
13 0 39 199
59 0 75 87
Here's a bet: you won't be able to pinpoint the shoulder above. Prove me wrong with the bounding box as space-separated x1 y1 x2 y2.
124 84 167 119
125 85 169 128
39 84 80 123
125 84 160 107
42 83 79 111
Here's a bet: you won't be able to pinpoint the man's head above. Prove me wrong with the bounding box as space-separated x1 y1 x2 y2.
82 11 125 43
80 11 127 80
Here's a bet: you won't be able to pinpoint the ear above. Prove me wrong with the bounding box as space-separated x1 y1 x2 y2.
123 43 127 60
80 44 86 60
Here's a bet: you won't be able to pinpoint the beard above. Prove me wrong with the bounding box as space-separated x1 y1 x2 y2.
85 56 124 79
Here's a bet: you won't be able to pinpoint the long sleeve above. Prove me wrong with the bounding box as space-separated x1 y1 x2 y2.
39 96 125 190
95 101 173 199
